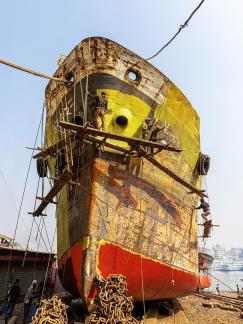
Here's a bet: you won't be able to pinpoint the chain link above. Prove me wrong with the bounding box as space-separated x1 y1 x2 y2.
88 274 139 324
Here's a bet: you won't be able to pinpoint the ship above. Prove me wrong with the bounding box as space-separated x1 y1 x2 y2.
32 37 211 306
212 259 243 272
198 247 214 274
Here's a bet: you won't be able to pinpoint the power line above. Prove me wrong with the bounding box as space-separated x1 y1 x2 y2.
146 0 205 61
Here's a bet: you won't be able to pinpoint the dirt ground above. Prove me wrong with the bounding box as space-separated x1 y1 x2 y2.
179 294 243 324
1 293 243 323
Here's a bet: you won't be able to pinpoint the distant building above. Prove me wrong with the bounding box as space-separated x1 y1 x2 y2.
212 244 226 260
0 233 55 300
227 248 243 261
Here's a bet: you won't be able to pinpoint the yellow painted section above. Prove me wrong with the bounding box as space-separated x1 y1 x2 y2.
96 89 150 146
56 187 70 259
45 114 70 259
82 236 90 251
155 83 200 169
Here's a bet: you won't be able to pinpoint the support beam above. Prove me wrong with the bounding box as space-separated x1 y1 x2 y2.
59 121 182 152
31 170 71 216
83 135 206 198
28 212 47 217
33 134 75 159
36 196 58 205
138 147 207 198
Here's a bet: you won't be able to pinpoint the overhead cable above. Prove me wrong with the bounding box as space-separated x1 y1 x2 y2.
146 0 205 60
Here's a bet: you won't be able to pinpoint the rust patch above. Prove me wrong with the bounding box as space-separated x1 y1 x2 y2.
106 164 182 227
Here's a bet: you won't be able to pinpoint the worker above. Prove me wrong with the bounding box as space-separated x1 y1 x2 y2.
199 255 207 271
149 119 163 153
22 280 37 324
56 149 66 176
93 92 108 130
202 220 212 238
216 283 220 295
0 279 20 321
195 197 210 221
142 118 152 140
237 284 240 294
149 119 162 142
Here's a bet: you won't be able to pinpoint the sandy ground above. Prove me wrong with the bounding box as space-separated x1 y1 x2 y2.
179 294 243 324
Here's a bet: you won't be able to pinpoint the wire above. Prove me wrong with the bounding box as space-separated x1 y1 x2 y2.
3 106 44 297
0 58 69 83
205 270 236 292
40 227 56 301
0 166 30 234
146 0 205 61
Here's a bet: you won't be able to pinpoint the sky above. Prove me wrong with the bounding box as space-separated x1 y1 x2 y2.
0 0 243 251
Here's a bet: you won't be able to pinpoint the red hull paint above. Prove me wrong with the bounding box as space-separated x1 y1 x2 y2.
59 240 211 300
198 274 211 289
58 241 83 296
98 242 211 301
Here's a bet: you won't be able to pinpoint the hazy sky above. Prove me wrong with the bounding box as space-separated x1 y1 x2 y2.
0 0 242 251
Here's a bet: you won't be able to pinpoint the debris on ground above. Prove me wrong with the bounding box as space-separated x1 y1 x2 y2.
180 294 243 324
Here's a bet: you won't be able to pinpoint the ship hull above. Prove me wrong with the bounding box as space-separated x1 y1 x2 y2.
43 37 211 304
59 239 211 301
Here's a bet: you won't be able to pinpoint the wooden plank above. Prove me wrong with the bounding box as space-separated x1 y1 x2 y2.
59 121 182 152
33 134 75 159
84 136 205 198
85 135 130 153
139 147 207 198
32 170 71 216
36 196 58 205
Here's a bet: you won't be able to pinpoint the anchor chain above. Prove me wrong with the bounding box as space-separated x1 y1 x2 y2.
88 274 139 323
32 296 68 323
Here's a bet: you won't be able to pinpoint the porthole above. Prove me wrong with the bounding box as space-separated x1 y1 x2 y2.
116 115 128 127
126 68 141 83
65 72 74 83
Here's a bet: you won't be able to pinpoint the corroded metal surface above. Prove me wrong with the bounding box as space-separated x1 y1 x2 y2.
44 37 203 302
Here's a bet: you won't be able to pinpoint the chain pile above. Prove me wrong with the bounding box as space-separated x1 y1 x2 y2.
88 274 139 323
32 296 68 324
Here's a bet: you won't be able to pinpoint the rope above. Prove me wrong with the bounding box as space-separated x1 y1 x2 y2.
3 105 44 297
84 38 91 123
32 217 45 280
205 270 236 293
139 160 146 321
40 226 56 301
0 58 69 83
140 256 146 323
33 217 51 252
146 0 206 60
22 176 41 267
0 166 30 234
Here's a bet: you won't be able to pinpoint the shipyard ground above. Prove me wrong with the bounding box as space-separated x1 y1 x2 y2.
179 294 243 324
1 293 243 323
